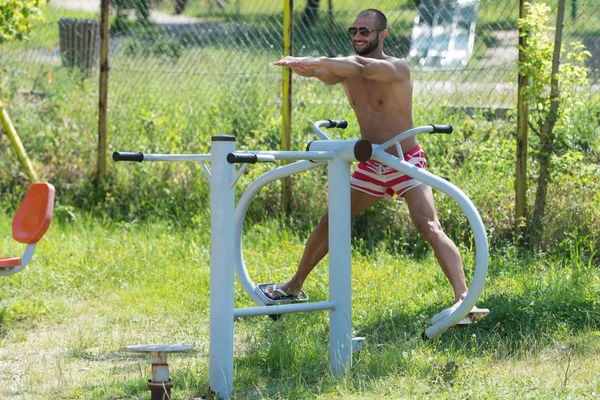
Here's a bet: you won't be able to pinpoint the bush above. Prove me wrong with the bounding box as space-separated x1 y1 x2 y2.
0 0 46 43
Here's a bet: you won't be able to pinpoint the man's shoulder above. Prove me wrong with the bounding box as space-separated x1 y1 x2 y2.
383 56 411 80
384 56 409 68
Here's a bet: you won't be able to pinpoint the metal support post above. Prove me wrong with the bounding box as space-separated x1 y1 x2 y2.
327 157 353 375
210 135 236 398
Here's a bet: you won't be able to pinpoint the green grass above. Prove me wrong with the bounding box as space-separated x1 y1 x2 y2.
0 211 599 398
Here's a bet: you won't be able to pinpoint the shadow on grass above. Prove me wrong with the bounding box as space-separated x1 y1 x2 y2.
231 286 599 398
357 291 600 357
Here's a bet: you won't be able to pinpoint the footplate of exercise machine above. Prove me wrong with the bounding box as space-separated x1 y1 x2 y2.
254 283 309 305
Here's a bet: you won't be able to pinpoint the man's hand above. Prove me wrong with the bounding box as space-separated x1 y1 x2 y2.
274 56 323 71
273 55 344 85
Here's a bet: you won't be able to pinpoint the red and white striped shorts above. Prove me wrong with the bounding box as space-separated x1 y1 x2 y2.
350 145 426 200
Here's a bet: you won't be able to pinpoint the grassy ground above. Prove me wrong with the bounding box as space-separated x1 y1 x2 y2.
0 211 598 399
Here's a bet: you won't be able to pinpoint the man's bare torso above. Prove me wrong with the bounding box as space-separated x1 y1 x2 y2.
341 56 416 156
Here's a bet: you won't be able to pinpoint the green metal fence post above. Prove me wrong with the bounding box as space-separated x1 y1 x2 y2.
282 0 294 216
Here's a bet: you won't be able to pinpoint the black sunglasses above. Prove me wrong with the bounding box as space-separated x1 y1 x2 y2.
347 27 383 37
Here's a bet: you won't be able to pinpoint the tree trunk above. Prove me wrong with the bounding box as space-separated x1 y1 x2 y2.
96 0 110 191
531 136 552 246
301 0 320 28
530 0 566 247
175 0 188 15
137 0 150 21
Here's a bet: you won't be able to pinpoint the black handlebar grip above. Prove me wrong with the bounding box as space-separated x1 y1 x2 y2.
327 119 348 129
430 124 453 134
112 151 144 162
227 152 258 164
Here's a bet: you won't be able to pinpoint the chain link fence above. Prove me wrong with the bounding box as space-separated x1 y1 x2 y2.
1 0 599 149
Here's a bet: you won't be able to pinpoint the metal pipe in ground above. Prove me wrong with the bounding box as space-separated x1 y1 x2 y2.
126 344 193 400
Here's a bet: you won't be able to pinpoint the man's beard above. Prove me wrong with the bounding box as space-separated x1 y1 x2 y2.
354 36 380 56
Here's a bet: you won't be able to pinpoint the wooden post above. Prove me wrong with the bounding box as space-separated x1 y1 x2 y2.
0 100 38 183
282 0 294 215
516 0 528 233
96 0 110 189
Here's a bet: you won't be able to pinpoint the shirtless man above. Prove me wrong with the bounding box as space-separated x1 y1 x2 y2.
267 9 484 321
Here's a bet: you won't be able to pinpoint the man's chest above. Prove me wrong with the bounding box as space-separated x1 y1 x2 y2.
343 78 396 112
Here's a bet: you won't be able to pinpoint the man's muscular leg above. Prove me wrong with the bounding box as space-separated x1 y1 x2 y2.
266 189 380 298
403 184 468 303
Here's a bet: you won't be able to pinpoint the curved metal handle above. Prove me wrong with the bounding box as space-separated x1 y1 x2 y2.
378 124 454 152
312 119 349 140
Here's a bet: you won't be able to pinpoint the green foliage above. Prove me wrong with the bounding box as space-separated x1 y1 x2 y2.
0 0 45 43
517 2 593 246
123 34 183 60
112 0 151 23
518 2 591 146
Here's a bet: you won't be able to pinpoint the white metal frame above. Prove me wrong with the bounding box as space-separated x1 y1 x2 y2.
113 121 489 399
371 126 489 339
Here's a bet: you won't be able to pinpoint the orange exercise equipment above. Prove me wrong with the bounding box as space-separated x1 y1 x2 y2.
0 183 55 276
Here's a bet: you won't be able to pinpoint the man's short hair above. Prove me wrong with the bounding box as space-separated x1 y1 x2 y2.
357 9 388 30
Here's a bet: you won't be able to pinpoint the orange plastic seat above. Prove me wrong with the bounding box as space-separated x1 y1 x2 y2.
12 182 55 244
0 183 55 273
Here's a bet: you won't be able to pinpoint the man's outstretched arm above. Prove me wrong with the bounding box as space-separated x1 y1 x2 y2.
275 56 343 85
275 55 410 83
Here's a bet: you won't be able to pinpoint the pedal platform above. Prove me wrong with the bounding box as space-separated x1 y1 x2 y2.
450 310 490 329
254 283 309 305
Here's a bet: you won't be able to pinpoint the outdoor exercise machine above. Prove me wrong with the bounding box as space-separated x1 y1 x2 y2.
0 182 55 276
113 120 489 398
